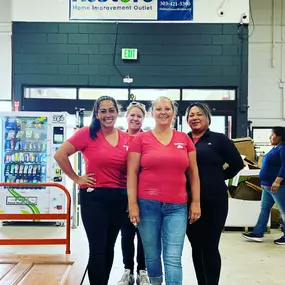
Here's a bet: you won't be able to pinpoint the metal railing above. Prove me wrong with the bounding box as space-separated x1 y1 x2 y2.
0 183 71 254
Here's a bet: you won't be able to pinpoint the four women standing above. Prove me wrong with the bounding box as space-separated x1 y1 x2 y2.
55 96 248 285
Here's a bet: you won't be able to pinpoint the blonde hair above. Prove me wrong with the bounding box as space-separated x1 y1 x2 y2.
151 96 178 117
126 101 146 117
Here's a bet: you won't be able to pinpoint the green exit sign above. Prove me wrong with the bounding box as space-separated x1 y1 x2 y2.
122 48 138 60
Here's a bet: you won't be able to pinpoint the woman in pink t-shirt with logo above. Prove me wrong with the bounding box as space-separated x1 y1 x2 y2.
54 96 131 285
127 96 201 285
118 102 150 285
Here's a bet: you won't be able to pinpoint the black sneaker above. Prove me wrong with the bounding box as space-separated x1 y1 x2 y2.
242 232 263 242
274 235 285 245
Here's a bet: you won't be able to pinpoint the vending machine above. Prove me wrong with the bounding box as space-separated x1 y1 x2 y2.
0 111 69 221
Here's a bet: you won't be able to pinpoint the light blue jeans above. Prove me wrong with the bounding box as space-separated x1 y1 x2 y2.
138 198 187 285
253 185 285 237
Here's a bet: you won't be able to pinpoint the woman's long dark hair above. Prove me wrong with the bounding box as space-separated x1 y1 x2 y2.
89 96 119 139
272 127 285 143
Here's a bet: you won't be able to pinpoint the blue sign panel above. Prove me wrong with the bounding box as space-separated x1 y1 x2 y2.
158 1 193 21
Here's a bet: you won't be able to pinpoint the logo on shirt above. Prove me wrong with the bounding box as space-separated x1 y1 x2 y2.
123 145 129 151
174 143 184 149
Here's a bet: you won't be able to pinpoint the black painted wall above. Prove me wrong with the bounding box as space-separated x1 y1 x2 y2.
12 22 248 136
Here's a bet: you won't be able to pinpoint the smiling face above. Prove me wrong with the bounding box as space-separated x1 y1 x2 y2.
152 98 174 127
96 100 118 129
127 106 144 133
188 106 209 133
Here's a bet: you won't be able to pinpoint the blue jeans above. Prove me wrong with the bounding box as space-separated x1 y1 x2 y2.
253 185 285 237
137 199 187 285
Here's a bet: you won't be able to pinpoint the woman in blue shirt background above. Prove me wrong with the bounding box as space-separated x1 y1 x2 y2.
242 127 285 245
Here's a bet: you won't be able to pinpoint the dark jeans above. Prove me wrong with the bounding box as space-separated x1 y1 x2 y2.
121 212 146 274
80 188 127 285
186 193 228 285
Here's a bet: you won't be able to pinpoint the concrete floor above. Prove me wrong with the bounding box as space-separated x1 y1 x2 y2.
0 223 284 285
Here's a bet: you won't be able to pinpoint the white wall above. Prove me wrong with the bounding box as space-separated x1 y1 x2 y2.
0 0 11 23
11 0 249 23
0 0 12 101
249 0 285 127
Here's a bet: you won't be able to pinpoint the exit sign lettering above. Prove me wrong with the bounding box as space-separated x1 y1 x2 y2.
122 48 138 60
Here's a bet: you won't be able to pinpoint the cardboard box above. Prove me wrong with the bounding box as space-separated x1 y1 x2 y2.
232 137 255 162
245 181 262 192
257 154 264 168
243 157 260 169
232 181 262 201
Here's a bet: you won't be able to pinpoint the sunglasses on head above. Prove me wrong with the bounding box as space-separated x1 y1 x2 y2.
130 101 146 108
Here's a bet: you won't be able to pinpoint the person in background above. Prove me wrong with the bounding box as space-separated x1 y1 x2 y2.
118 101 150 285
242 127 285 245
185 102 244 285
54 96 130 285
127 96 201 285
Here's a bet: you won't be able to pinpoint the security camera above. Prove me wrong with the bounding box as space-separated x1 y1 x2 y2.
239 13 247 24
217 9 224 17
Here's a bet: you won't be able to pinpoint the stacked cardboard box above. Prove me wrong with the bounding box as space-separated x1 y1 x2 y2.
232 137 256 162
230 137 281 226
229 137 262 199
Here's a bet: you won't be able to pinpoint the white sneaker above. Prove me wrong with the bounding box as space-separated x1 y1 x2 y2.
136 270 150 285
118 269 135 285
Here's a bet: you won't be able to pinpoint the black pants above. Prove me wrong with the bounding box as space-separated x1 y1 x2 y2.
186 192 228 285
80 188 128 285
121 212 146 274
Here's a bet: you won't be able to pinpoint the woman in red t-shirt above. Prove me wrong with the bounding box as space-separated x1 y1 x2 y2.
118 102 150 285
127 96 201 285
54 96 131 285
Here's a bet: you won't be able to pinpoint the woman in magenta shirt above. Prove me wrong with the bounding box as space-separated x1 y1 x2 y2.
54 96 131 285
127 96 201 285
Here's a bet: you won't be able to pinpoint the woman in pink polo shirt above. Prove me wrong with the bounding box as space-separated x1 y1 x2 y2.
127 96 201 285
54 96 131 285
118 101 150 285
